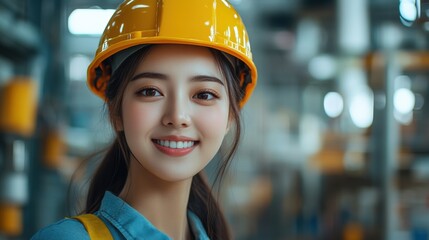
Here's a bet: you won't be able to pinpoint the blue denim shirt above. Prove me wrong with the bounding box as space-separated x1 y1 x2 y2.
31 191 210 240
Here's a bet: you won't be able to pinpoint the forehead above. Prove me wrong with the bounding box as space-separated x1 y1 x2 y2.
134 44 222 76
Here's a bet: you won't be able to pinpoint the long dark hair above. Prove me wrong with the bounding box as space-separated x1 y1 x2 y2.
84 45 245 239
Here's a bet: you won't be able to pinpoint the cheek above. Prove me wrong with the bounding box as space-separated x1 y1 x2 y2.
122 101 160 132
195 104 230 137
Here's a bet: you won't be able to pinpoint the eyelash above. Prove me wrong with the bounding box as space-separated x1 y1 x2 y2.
193 89 219 101
136 87 162 97
135 87 220 101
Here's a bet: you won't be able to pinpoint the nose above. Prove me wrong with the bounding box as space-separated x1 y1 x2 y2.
161 96 191 128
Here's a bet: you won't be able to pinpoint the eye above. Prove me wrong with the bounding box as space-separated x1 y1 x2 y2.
193 90 218 101
137 87 162 97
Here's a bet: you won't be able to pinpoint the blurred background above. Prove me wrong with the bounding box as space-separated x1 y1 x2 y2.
0 0 429 239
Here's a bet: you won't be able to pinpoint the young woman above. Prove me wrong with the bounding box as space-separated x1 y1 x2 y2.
32 0 257 239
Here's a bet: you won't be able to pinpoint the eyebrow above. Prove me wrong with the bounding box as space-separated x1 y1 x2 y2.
191 75 224 86
131 72 225 86
131 72 168 81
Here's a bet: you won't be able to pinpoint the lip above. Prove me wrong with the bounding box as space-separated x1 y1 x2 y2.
152 136 199 157
155 135 197 141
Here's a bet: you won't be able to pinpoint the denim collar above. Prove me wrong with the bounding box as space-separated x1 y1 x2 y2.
98 191 210 240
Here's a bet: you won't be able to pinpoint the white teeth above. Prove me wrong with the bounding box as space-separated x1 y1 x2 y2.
156 140 195 149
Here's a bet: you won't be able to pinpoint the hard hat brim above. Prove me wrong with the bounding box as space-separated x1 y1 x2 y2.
87 36 257 106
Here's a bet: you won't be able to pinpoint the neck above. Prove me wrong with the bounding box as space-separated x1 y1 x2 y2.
119 158 193 240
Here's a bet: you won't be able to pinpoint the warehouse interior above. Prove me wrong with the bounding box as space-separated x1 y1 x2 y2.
1 0 429 239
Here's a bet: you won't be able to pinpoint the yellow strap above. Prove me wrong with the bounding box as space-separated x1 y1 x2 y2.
73 214 113 240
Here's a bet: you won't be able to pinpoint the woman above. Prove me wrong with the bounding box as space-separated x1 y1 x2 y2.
32 0 257 239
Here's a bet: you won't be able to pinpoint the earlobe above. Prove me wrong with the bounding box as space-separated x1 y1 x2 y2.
226 120 233 135
116 122 124 131
226 112 236 135
113 116 124 131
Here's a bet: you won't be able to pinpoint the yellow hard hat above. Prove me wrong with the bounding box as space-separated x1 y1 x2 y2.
87 0 257 107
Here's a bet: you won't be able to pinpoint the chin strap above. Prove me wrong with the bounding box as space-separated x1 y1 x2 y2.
73 214 113 240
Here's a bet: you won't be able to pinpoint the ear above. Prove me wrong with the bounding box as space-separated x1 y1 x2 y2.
226 118 234 135
113 114 124 131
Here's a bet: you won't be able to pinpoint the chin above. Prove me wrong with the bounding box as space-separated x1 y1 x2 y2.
157 174 196 183
153 169 200 183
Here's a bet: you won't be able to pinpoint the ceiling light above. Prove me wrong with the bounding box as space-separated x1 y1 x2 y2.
68 9 115 35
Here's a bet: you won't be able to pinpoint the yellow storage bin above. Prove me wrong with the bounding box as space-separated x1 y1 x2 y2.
0 203 22 236
43 130 66 168
0 77 38 136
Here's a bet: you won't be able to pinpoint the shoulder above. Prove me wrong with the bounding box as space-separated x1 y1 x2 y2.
31 218 89 240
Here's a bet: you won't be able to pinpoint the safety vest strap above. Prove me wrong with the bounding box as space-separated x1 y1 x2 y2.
73 214 113 240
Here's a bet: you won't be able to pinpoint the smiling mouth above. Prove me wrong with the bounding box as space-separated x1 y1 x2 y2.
152 139 199 157
153 139 198 149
